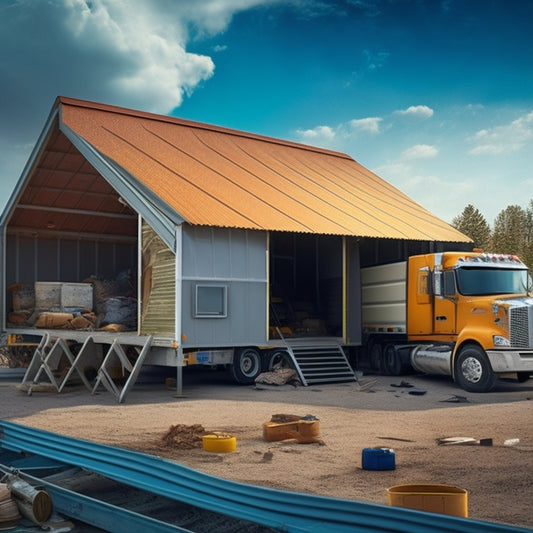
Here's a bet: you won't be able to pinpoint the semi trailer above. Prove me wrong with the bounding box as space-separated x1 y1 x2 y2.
361 251 533 392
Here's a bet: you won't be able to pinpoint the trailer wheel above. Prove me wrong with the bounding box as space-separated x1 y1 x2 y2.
383 344 403 376
368 341 383 374
230 348 262 384
454 344 497 392
265 350 294 372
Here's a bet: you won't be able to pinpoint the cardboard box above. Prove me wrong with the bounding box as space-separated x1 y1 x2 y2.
61 283 93 310
35 282 62 309
34 282 93 311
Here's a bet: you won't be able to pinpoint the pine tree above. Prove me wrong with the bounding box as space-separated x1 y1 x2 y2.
451 204 491 250
491 205 528 258
521 200 533 269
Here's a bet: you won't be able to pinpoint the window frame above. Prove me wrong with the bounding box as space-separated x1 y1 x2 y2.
194 284 228 318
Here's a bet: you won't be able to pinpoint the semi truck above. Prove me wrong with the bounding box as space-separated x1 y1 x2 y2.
361 250 533 392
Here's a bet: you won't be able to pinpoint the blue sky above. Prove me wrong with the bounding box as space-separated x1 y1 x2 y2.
1 0 532 226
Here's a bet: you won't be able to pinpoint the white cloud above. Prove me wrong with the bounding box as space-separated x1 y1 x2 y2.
349 117 382 134
295 116 382 145
61 0 220 113
295 125 336 141
0 0 282 210
468 111 533 155
395 105 434 119
0 0 278 132
401 144 438 160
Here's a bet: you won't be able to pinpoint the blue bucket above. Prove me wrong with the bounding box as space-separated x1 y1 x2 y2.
362 447 396 470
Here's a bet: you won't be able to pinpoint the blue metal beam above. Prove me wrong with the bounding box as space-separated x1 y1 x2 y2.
0 420 530 533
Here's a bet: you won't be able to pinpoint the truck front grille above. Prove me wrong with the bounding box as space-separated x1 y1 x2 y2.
509 306 533 348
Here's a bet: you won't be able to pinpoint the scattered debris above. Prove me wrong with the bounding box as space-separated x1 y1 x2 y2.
377 436 415 443
17 382 58 395
391 381 414 388
440 395 470 403
437 436 493 446
271 414 304 423
255 368 300 387
408 389 427 396
161 424 206 449
353 378 378 392
40 515 76 532
0 346 33 368
260 452 274 463
503 438 520 446
437 437 478 446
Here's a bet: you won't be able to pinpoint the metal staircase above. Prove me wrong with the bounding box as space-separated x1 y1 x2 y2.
284 342 357 386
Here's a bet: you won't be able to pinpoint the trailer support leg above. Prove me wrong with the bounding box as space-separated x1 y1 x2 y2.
175 346 184 397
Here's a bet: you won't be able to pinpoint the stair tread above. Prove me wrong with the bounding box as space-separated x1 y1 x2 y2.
283 344 356 386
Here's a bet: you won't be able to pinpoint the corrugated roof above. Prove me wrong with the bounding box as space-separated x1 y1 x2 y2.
22 96 471 242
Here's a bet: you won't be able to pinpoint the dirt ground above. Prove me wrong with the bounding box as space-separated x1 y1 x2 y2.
1 366 532 530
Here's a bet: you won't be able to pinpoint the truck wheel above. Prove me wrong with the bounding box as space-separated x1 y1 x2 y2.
383 344 404 376
230 348 262 384
265 350 294 372
454 344 497 392
368 342 383 374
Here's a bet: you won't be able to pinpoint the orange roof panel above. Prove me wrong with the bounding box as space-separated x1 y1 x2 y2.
58 97 469 242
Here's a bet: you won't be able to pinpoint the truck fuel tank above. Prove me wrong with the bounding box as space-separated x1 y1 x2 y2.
411 344 453 376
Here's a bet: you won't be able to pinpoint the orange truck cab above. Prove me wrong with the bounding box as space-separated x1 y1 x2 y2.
362 251 533 392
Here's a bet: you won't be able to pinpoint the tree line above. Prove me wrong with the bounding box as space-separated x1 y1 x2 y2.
451 203 533 270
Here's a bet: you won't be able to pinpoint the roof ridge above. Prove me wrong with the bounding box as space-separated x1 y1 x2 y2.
56 96 353 160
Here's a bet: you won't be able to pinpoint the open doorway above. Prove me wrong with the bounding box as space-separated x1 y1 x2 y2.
269 232 343 340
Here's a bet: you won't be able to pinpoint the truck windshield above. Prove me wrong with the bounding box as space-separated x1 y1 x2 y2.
455 267 530 296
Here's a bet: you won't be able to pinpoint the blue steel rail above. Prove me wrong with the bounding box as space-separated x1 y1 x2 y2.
0 420 530 533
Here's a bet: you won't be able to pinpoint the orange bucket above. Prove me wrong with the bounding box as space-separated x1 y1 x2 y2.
387 484 468 517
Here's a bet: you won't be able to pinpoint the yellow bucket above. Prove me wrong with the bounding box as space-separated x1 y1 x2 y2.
202 433 237 453
387 484 468 517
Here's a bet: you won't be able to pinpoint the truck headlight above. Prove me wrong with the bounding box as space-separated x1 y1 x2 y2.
493 335 510 346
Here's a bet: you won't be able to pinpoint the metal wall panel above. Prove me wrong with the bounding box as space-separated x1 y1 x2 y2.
181 227 267 347
361 261 407 329
4 233 136 298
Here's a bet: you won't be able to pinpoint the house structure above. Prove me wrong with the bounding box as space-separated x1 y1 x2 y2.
0 97 471 400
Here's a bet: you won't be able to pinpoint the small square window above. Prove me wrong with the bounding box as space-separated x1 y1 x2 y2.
195 285 227 318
